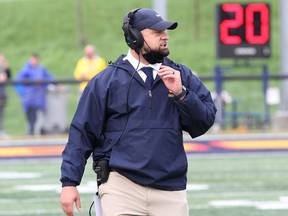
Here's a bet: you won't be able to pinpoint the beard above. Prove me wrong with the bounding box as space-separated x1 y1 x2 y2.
142 45 170 64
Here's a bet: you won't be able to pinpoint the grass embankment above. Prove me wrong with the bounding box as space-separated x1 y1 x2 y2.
0 0 281 135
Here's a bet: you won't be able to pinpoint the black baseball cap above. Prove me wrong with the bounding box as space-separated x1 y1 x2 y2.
130 8 178 31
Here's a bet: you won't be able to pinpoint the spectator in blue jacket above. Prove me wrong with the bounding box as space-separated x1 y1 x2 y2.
15 53 54 135
60 8 217 216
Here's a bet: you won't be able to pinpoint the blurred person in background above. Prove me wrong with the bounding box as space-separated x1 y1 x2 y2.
0 53 11 138
61 8 216 216
74 44 107 95
15 53 54 135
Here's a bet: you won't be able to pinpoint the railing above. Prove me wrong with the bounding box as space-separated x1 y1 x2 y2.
1 73 288 137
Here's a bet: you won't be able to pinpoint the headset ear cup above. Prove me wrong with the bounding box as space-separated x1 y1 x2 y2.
122 8 143 52
129 28 144 50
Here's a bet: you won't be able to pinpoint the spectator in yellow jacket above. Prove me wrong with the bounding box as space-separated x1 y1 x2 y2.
74 44 107 93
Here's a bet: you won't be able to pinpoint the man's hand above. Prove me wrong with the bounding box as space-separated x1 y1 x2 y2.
61 186 81 216
157 65 182 95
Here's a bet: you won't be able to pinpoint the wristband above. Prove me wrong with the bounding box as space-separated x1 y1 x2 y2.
174 86 187 101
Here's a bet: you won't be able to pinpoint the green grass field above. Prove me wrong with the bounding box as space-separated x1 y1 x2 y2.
1 153 288 216
0 0 283 135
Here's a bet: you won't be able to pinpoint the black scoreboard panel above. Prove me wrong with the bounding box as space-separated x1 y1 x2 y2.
216 3 271 58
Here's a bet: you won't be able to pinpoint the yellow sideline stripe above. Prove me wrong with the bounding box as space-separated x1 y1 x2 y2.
212 140 288 149
184 142 210 151
1 139 288 158
0 145 64 157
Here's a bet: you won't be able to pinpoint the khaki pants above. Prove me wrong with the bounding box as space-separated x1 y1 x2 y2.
99 171 189 216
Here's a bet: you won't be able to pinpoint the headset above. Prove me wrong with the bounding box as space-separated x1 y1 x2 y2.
122 8 144 53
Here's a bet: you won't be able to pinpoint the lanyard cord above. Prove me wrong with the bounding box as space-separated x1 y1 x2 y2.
89 55 141 216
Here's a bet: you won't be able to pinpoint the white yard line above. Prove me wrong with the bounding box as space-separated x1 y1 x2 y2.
210 196 288 210
15 184 60 191
0 197 59 203
191 190 288 198
0 209 63 215
0 172 41 179
187 184 209 191
12 182 210 193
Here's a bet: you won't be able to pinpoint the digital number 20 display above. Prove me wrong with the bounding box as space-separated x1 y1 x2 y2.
216 3 271 58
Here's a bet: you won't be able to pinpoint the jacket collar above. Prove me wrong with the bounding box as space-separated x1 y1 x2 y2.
111 54 178 72
109 54 179 86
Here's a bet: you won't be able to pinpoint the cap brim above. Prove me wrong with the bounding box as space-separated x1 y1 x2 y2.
149 21 178 30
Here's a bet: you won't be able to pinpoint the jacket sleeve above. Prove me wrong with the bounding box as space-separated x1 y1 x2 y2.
60 77 107 186
175 66 217 138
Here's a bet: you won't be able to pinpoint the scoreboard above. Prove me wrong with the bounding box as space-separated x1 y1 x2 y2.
216 3 271 58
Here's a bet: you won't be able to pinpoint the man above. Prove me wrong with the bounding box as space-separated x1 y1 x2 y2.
15 53 54 135
74 44 107 94
61 8 216 216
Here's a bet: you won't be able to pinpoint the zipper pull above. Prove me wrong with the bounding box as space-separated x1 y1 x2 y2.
148 90 152 97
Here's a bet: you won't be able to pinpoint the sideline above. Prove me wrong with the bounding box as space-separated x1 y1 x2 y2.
1 132 288 159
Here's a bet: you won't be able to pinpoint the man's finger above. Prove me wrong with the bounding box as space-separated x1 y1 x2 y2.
75 195 82 212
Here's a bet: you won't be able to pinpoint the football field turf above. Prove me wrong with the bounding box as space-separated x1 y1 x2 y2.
0 153 288 216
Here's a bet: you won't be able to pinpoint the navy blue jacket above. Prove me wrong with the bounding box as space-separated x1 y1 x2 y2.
61 55 216 190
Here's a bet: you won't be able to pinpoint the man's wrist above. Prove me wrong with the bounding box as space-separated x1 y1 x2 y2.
61 181 78 187
174 86 187 101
